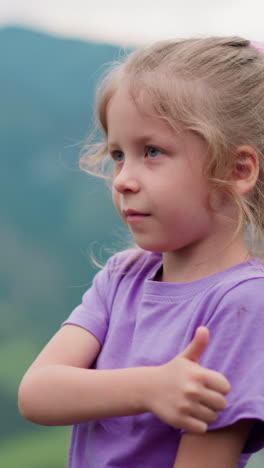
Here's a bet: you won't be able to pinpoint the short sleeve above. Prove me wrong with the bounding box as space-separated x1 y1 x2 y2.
199 278 264 453
61 249 140 346
62 262 112 345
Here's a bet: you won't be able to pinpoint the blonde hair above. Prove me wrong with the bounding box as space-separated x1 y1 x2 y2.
80 36 264 256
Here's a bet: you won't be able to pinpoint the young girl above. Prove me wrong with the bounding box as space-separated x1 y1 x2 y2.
18 36 264 468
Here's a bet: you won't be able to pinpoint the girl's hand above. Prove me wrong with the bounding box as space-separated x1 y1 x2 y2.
145 327 230 433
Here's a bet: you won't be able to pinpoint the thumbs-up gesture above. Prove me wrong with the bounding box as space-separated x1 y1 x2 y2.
145 327 230 433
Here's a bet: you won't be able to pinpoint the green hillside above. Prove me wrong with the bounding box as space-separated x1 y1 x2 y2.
0 25 126 463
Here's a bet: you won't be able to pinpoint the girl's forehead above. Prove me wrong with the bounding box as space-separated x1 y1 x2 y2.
106 82 172 133
106 86 175 140
107 82 152 113
106 90 206 158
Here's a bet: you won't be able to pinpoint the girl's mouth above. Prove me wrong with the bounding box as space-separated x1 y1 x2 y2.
123 209 150 223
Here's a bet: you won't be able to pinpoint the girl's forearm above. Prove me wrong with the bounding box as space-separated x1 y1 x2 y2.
18 365 152 426
18 345 229 430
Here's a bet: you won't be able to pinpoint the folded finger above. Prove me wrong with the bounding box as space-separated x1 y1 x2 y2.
199 388 227 412
203 370 230 395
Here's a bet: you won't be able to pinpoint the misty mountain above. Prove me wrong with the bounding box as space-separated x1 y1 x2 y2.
0 26 127 444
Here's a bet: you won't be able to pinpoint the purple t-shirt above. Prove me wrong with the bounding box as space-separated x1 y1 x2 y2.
63 249 264 468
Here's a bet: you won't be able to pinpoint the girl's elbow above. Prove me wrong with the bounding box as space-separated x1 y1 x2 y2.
18 377 45 425
18 378 35 422
18 374 63 426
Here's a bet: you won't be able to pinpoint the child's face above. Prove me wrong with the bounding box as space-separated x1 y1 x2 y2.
106 84 217 253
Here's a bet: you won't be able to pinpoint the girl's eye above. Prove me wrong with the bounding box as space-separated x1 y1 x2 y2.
111 150 125 162
145 146 162 158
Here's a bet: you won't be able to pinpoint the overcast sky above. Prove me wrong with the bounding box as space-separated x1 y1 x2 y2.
0 0 264 46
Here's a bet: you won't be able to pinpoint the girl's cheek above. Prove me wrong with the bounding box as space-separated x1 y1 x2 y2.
112 189 122 215
112 187 117 207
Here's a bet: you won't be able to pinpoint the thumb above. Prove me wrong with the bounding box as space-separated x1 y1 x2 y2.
181 326 209 363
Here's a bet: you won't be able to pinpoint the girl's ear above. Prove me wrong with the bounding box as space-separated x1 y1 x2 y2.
231 145 259 195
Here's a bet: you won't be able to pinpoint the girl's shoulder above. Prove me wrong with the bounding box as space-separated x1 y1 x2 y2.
104 248 162 278
219 257 264 295
208 258 264 322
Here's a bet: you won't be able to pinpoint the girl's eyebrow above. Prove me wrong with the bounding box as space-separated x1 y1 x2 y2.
107 133 170 150
107 141 119 150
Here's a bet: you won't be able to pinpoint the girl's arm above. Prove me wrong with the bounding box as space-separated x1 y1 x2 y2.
18 324 151 425
173 419 253 468
18 325 229 431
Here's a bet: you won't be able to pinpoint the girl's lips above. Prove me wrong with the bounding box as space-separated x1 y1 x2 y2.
123 209 150 223
123 209 149 216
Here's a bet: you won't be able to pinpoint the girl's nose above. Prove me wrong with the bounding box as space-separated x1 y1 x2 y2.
113 163 140 193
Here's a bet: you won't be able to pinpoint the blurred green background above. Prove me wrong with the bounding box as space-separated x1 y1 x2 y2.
1 26 125 467
1 26 263 467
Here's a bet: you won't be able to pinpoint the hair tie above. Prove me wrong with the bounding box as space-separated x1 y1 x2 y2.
251 41 264 53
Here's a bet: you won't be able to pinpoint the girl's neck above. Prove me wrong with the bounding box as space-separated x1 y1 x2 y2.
161 235 250 283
